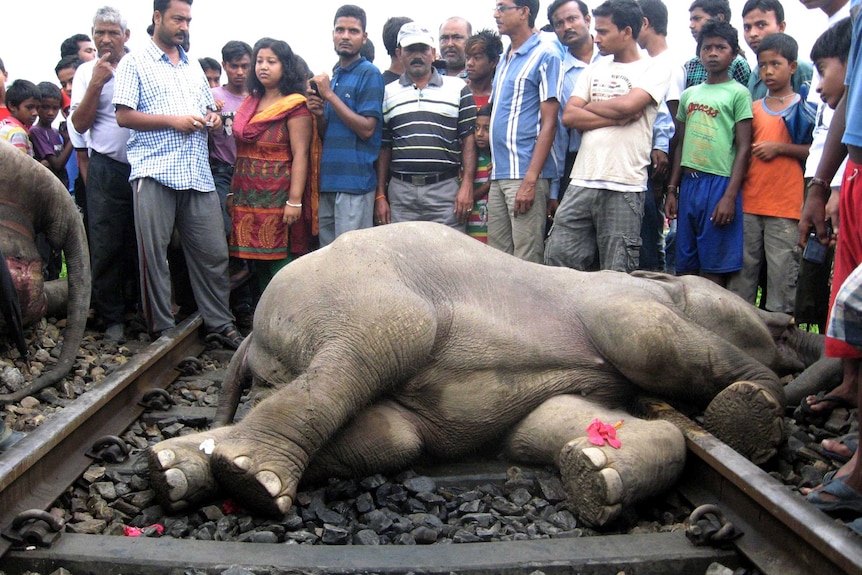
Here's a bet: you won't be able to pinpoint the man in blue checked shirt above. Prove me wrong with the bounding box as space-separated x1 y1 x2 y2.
113 0 243 350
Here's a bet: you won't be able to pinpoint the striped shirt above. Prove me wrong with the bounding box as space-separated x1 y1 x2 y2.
490 33 562 180
112 39 216 192
320 57 384 194
382 69 475 174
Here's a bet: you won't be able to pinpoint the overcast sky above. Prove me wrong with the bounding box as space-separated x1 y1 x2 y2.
1 1 833 92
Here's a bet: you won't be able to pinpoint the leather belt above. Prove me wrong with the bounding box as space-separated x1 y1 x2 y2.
390 170 458 186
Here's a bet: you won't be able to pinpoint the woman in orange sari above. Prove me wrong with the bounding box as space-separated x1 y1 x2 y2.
229 38 313 293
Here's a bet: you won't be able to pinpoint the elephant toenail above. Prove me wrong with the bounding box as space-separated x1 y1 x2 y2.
582 447 608 469
233 456 252 471
276 495 292 514
156 449 176 469
164 468 189 501
600 468 623 504
255 470 282 497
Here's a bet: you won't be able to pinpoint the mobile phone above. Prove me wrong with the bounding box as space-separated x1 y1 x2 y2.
803 232 827 264
309 80 320 96
205 120 214 127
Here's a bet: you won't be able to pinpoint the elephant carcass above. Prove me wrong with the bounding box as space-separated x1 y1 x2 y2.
148 222 806 527
0 140 91 402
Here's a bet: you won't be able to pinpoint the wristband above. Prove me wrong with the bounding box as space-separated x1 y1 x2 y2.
285 200 302 208
375 194 386 200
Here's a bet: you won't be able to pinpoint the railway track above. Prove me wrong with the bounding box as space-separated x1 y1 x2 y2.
0 314 860 575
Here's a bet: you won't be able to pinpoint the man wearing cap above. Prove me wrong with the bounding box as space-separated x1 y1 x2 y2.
375 23 477 230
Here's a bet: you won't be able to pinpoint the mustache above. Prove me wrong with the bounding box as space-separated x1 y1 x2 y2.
410 58 425 66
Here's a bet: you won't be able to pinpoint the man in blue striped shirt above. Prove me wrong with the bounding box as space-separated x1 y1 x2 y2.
113 0 242 349
489 0 562 263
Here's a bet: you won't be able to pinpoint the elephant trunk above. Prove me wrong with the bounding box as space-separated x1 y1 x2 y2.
0 143 90 404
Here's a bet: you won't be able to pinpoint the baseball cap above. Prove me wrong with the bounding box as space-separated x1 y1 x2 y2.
398 23 434 48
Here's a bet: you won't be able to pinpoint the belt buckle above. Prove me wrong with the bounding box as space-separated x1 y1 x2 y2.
411 174 427 186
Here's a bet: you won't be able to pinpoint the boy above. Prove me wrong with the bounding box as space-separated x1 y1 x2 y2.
30 82 72 188
741 0 814 100
468 105 492 243
0 80 40 155
728 33 812 312
199 57 221 88
666 20 753 287
684 0 751 88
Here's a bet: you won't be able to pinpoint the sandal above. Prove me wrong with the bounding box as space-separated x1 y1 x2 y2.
794 391 856 425
205 323 244 350
821 434 859 464
807 475 862 516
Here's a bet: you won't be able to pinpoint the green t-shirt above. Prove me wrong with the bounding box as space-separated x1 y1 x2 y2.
677 80 753 177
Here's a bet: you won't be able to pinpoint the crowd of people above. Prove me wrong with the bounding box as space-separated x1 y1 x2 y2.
0 0 861 535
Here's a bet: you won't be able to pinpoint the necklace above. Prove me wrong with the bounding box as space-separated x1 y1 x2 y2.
765 93 793 103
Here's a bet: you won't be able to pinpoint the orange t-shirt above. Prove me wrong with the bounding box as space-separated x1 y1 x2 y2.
741 98 804 219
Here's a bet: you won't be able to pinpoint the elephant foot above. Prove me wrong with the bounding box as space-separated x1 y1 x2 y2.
147 427 232 512
704 381 784 465
557 438 626 527
209 437 300 517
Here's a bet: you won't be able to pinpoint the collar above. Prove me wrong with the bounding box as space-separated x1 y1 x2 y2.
336 56 367 74
508 32 541 58
398 66 443 87
145 37 188 64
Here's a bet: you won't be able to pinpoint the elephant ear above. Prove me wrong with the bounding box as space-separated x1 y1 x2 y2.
0 245 27 359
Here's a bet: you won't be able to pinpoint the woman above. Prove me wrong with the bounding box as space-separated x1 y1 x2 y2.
229 38 314 293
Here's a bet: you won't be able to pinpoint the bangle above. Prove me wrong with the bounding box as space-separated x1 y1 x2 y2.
375 194 386 200
666 185 679 197
808 177 829 190
285 200 302 208
226 193 233 197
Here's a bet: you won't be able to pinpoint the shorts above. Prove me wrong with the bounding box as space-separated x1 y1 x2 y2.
675 171 743 275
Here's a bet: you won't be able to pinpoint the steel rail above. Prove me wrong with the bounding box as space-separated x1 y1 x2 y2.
0 314 203 560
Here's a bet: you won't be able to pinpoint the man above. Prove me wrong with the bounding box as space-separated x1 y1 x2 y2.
381 16 413 84
544 0 670 273
637 0 683 271
112 0 242 349
307 4 384 247
684 0 751 88
375 23 477 230
209 40 254 330
439 17 471 78
69 6 137 342
547 0 600 217
464 28 502 108
60 34 97 61
742 0 814 99
488 0 562 263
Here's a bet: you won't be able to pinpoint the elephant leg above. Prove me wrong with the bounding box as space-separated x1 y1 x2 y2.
147 426 234 513
503 395 685 527
303 400 424 483
208 294 438 516
588 299 784 464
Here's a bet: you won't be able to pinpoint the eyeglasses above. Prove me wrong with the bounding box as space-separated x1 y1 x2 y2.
494 4 522 13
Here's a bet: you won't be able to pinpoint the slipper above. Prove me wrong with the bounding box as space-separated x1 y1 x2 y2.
846 517 862 538
807 475 862 516
795 391 856 425
821 434 859 464
205 323 243 350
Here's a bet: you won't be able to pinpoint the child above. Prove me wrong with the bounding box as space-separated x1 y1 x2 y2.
467 105 492 243
728 33 812 312
666 20 753 287
0 79 40 155
30 82 72 188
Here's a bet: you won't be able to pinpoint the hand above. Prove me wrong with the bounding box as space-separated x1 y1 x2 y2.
798 190 828 247
176 115 208 133
454 182 473 224
651 150 668 179
710 195 736 227
283 203 301 226
306 94 324 116
664 193 678 220
58 121 69 141
547 199 559 219
90 53 115 87
213 99 225 112
205 112 222 132
825 192 839 242
751 141 781 162
615 109 643 126
375 195 391 225
309 73 333 100
514 177 537 217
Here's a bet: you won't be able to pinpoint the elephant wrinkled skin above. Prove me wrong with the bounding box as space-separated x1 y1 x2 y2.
149 222 801 526
0 140 91 402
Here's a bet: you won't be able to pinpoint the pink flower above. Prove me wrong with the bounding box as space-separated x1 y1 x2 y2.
586 418 623 449
123 524 164 537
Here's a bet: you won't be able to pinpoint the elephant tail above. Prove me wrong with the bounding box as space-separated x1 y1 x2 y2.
212 333 254 426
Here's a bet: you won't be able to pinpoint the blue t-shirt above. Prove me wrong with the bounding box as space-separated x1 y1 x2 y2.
320 57 384 194
843 0 862 148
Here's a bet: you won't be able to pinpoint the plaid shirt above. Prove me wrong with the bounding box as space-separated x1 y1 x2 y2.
113 39 216 191
683 54 751 89
829 262 862 348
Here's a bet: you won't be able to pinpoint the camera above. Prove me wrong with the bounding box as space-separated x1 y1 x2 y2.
803 232 827 264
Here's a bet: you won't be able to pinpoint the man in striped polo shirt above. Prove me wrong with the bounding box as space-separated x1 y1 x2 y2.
489 0 562 263
375 23 477 230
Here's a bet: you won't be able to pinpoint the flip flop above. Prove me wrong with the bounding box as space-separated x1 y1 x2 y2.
795 391 856 425
807 475 862 516
846 517 862 538
821 434 859 464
